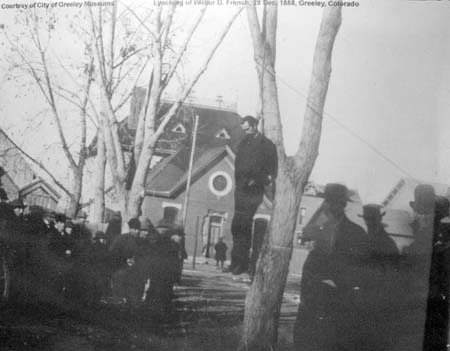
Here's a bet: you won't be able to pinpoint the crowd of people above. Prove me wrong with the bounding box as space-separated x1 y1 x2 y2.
294 183 450 351
0 187 187 320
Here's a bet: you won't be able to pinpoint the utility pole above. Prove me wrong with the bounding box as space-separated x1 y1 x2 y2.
182 114 199 226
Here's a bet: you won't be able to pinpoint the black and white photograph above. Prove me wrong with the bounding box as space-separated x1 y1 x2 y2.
0 1 449 350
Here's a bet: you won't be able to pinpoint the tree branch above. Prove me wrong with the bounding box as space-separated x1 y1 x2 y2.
161 6 207 91
294 6 342 171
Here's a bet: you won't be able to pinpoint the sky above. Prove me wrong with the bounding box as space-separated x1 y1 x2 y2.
0 0 449 204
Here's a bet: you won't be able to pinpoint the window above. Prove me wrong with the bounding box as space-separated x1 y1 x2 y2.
163 206 179 223
172 123 186 134
162 202 182 223
208 171 232 197
213 174 227 192
215 128 230 140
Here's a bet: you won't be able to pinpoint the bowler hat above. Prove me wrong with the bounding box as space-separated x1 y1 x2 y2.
358 204 385 220
127 217 141 230
323 183 351 203
409 184 435 214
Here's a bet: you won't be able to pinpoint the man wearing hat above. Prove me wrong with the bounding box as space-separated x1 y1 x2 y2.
398 184 437 351
423 195 450 351
142 218 181 319
47 213 77 299
359 204 399 270
294 183 370 351
109 217 143 306
0 185 14 221
227 115 278 277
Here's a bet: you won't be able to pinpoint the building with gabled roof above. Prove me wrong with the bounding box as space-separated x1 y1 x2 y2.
0 128 36 196
142 144 272 257
0 128 61 211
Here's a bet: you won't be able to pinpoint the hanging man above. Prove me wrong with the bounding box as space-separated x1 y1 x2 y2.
225 115 277 277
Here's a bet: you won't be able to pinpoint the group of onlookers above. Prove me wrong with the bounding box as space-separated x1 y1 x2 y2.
0 189 187 320
294 183 450 351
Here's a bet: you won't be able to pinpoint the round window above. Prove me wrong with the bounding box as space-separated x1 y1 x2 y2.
208 171 232 197
213 175 227 192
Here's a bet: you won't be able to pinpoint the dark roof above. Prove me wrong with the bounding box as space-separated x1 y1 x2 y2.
89 94 244 156
145 145 234 197
19 178 61 201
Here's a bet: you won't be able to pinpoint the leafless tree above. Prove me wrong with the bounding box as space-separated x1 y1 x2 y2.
90 2 243 226
1 10 95 217
239 5 343 350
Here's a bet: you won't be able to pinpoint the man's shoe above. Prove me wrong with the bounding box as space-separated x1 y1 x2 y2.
232 265 247 276
232 273 251 283
222 266 233 273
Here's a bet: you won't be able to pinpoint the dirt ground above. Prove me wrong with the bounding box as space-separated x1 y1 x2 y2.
0 260 301 351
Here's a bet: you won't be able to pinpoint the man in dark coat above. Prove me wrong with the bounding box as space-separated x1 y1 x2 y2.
398 184 436 351
109 217 142 306
82 231 110 307
294 183 370 351
0 186 14 220
423 196 450 351
143 219 182 320
214 237 227 269
47 214 77 301
359 204 399 271
227 115 277 276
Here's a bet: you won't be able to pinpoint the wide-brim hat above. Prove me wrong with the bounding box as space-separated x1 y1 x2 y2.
322 183 352 203
358 204 385 219
10 198 25 209
29 205 45 216
0 188 9 201
54 213 67 223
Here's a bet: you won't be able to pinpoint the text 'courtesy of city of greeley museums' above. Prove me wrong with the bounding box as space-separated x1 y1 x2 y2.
0 1 115 10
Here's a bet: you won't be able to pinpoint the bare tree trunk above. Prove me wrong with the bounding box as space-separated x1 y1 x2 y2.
67 170 83 218
92 128 107 223
240 6 342 351
240 167 303 350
